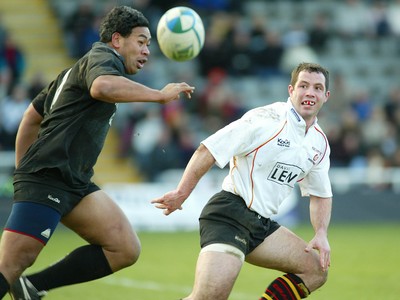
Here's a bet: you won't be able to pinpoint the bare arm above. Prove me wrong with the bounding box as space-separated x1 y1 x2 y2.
305 195 332 272
90 75 194 104
151 144 216 215
15 103 43 167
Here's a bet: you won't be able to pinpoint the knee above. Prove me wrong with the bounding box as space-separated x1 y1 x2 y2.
316 269 328 288
124 240 141 266
118 237 142 268
306 269 328 292
105 233 141 272
0 250 39 283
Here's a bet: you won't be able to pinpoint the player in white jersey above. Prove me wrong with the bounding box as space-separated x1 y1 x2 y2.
152 62 332 300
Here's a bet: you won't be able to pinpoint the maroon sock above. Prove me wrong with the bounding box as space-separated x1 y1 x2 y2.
259 273 310 299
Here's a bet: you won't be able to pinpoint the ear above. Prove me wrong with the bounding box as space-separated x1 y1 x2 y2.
288 85 294 96
324 90 330 103
111 32 122 49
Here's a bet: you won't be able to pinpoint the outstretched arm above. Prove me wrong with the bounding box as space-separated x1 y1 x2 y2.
151 144 215 215
90 75 194 104
305 195 332 272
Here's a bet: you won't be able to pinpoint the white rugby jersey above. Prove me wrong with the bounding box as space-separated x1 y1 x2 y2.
201 99 332 219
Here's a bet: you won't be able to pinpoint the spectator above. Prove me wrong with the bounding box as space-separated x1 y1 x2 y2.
189 0 243 14
228 25 253 76
369 0 391 38
350 89 374 122
197 12 233 76
0 34 25 94
63 1 96 58
319 71 353 129
329 110 364 167
307 12 332 53
27 71 46 100
361 106 390 149
387 0 400 36
80 15 101 55
280 23 319 75
334 0 373 38
0 83 30 150
198 68 243 132
130 107 164 180
383 86 400 127
253 30 285 78
0 66 11 101
0 14 7 50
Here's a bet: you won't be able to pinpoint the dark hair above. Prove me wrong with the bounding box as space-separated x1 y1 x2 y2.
99 6 149 43
290 62 330 91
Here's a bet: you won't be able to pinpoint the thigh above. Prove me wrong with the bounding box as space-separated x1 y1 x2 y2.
61 190 139 251
188 251 243 300
245 226 320 274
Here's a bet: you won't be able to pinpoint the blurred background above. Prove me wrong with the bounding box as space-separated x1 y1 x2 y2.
0 0 399 228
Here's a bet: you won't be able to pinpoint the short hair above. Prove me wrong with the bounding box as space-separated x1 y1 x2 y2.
290 62 330 91
99 6 149 43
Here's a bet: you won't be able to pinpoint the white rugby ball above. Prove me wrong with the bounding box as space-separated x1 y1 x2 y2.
156 6 205 62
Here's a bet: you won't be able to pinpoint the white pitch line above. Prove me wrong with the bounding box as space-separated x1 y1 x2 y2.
102 276 191 294
101 277 254 299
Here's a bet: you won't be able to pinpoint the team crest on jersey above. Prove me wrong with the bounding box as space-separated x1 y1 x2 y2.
268 162 304 187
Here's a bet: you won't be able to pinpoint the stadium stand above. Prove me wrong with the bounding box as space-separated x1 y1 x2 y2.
1 0 400 185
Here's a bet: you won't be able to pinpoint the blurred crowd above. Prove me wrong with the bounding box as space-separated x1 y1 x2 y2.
0 14 47 151
1 0 400 183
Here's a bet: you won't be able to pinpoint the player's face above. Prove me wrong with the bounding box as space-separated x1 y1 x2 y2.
288 71 330 125
115 27 151 75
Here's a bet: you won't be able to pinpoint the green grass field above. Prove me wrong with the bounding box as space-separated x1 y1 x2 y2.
6 222 400 300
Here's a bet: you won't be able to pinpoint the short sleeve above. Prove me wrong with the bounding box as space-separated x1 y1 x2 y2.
299 146 333 198
85 49 125 90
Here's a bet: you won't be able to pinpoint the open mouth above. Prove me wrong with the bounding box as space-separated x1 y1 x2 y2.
137 59 147 69
302 100 315 106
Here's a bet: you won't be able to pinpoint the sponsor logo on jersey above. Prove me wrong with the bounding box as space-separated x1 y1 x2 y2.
312 146 323 156
308 147 322 164
277 138 290 147
268 162 304 187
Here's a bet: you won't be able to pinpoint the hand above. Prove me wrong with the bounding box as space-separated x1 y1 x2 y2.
305 232 331 272
151 190 186 216
160 82 195 103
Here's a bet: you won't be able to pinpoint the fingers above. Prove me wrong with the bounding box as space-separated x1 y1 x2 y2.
320 251 331 272
176 82 195 98
304 241 331 272
151 195 182 216
181 84 194 99
162 82 195 102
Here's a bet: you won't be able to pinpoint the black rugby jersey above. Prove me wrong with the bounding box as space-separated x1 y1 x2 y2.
15 42 127 188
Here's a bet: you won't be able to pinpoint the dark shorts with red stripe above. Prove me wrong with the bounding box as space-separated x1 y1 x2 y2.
199 190 280 255
5 174 100 244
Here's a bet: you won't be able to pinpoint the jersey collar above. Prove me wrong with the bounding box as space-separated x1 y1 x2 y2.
287 98 318 131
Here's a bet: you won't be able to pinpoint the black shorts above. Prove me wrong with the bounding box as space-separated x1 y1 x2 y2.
199 190 280 255
13 175 100 216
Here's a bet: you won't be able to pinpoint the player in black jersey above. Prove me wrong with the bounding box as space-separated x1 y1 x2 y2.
0 6 194 300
